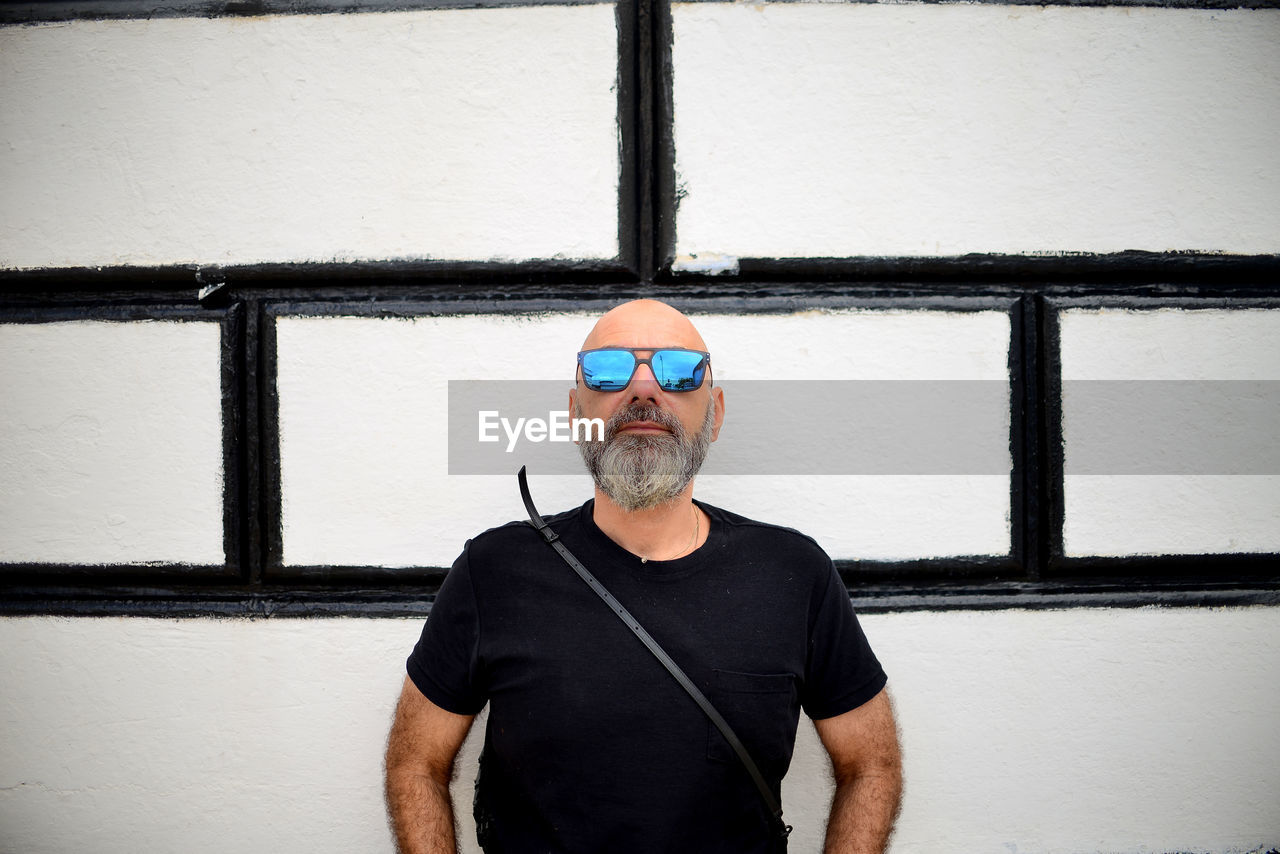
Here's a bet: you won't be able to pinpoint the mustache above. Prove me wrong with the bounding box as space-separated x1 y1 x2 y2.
603 403 685 441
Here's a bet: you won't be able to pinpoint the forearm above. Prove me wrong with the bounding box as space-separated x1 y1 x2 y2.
386 767 458 854
822 766 902 854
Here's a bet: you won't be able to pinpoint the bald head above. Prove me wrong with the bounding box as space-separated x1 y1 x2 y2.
580 299 710 353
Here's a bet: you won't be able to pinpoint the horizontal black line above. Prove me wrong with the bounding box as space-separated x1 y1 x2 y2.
0 304 238 323
849 583 1280 614
3 285 1279 318
0 259 637 290
2 581 1277 617
0 565 245 582
837 553 1280 584
676 0 1280 6
3 253 1277 295
260 293 1020 318
6 550 1275 582
1044 293 1280 310
1046 553 1280 574
0 0 606 23
0 591 439 617
3 0 1274 23
712 252 1280 286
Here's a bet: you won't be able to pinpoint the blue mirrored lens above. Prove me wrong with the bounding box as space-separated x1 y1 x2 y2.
581 350 637 391
580 349 707 392
651 350 706 391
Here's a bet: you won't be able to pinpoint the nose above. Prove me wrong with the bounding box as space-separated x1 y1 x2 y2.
626 360 662 401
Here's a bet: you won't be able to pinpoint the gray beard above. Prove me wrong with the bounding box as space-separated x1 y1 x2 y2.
576 398 716 512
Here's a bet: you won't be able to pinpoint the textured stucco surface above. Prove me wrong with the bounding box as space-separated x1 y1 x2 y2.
0 320 224 565
2 609 1277 853
672 4 1280 260
2 3 1277 853
1060 309 1280 556
0 5 620 268
276 310 1012 566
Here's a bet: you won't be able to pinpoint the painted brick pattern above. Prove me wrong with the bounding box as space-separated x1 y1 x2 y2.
0 7 620 268
275 310 1012 565
0 320 223 564
1060 308 1280 555
672 4 1280 261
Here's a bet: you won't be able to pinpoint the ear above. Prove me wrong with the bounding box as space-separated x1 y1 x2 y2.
568 386 579 445
709 385 725 442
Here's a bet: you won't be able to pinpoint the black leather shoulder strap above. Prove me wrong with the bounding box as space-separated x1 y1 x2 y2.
517 466 791 841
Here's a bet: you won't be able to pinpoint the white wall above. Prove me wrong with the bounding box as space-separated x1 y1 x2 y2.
3 1 1279 852
4 3 1279 268
276 309 1011 566
0 320 224 565
10 307 1274 568
0 6 620 268
2 609 1277 854
1060 309 1280 556
672 3 1280 264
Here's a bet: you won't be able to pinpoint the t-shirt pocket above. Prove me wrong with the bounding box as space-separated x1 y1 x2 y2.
706 669 798 771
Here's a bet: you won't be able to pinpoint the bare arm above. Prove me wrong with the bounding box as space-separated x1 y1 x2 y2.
385 676 476 854
813 687 903 854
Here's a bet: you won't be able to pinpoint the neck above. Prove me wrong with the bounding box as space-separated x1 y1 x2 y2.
592 485 706 562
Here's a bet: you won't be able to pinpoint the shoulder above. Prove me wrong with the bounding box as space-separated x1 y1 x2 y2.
460 503 583 564
698 501 832 565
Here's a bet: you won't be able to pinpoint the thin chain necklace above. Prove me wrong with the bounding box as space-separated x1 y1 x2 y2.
640 505 699 564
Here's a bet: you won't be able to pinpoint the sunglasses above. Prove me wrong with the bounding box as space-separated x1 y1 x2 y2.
577 347 711 393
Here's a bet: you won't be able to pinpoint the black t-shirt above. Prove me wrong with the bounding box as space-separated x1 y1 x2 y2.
407 499 887 854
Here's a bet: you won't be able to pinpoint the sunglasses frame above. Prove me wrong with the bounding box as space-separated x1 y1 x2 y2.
576 347 712 393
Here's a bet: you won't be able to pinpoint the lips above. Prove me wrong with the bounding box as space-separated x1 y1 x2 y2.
617 420 671 434
601 403 684 442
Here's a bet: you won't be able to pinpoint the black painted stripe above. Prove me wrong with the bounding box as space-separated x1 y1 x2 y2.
1 581 1277 617
4 0 1276 25
3 253 1279 293
0 0 608 24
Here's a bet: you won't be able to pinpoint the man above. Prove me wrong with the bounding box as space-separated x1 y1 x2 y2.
386 299 902 853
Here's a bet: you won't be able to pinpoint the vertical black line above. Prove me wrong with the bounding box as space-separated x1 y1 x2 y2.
220 303 246 580
650 0 676 279
1008 295 1029 575
1041 301 1066 572
630 0 658 280
240 298 264 585
1013 293 1044 581
616 0 643 277
260 306 283 577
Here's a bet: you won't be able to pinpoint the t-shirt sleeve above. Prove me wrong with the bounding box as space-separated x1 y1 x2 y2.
406 545 488 715
801 560 888 720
